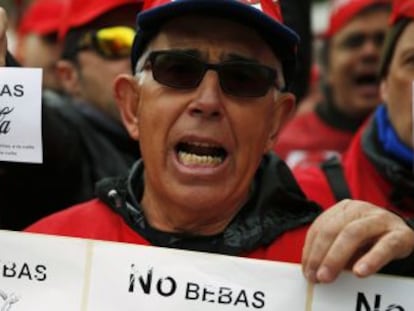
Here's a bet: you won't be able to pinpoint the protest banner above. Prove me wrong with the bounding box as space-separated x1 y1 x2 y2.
0 230 413 310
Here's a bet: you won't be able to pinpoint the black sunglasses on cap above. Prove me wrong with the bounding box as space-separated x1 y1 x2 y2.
143 51 282 98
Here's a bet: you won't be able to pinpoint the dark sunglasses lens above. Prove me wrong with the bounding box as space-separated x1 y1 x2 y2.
152 53 204 89
220 63 273 97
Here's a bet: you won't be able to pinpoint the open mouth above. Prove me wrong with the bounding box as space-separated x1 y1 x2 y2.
175 141 228 166
354 73 378 87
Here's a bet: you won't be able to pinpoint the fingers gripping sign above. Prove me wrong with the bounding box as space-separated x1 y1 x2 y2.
0 7 7 67
302 199 414 283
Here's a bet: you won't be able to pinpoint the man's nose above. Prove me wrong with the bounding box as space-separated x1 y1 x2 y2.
360 40 382 66
188 70 224 119
360 36 383 56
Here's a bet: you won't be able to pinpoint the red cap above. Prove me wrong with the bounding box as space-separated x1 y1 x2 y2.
59 0 143 40
18 0 69 36
389 0 414 25
324 0 390 38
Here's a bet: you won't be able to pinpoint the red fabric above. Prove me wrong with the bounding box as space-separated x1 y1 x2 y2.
25 199 151 245
324 0 390 38
274 111 354 168
389 0 414 25
18 0 68 36
245 226 308 263
58 0 143 39
25 199 307 264
293 127 414 218
142 0 284 23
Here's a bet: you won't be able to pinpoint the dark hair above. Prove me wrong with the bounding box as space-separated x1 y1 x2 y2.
379 18 411 79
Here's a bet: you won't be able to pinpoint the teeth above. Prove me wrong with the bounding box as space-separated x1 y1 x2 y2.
178 151 223 166
186 142 220 148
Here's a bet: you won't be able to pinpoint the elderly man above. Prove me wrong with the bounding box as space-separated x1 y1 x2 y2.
2 0 411 284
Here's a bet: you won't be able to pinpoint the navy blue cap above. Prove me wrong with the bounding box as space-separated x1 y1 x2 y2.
131 0 300 89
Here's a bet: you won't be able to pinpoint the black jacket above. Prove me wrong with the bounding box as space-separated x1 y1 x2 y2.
95 153 322 255
0 94 140 230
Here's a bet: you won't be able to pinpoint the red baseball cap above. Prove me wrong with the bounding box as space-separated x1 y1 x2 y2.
18 0 69 36
131 0 299 89
324 0 390 38
389 0 414 25
59 0 143 40
378 0 414 78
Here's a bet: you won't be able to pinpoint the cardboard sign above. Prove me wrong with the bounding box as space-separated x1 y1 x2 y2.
0 230 413 310
0 68 42 163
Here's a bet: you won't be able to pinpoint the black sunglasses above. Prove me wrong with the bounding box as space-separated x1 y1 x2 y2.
144 51 281 98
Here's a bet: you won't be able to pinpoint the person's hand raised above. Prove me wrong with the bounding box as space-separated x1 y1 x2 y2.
302 199 414 283
0 7 8 67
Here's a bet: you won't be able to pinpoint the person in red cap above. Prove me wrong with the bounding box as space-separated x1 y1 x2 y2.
294 0 414 276
56 0 141 122
0 0 143 230
7 0 412 283
15 0 68 92
274 0 390 169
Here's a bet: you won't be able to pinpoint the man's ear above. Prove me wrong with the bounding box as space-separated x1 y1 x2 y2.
113 74 140 141
264 92 295 153
56 60 81 96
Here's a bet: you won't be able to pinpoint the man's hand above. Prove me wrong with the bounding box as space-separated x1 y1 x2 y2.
0 7 7 67
302 199 414 283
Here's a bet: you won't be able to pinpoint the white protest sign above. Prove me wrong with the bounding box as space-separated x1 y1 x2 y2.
1 230 414 311
0 67 42 163
0 231 88 310
86 242 307 310
312 273 414 311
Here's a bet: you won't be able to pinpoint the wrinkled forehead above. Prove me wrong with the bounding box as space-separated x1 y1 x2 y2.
147 15 281 66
